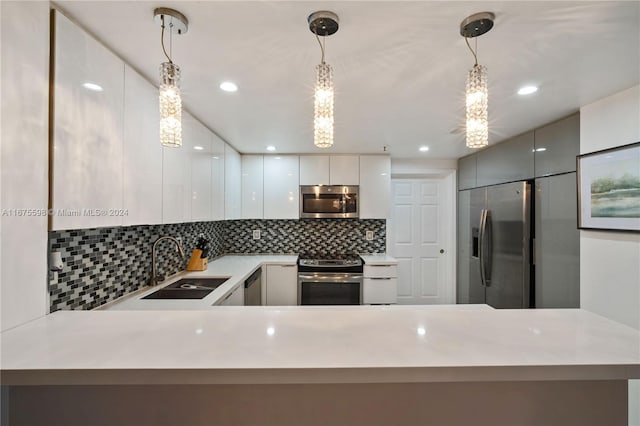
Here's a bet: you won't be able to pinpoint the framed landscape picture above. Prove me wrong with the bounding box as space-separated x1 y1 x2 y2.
577 141 640 232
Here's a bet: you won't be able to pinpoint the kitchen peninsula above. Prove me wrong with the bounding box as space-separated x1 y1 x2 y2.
2 304 639 425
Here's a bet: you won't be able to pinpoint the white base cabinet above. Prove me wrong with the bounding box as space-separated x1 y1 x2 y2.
218 285 244 306
363 264 398 304
265 264 298 306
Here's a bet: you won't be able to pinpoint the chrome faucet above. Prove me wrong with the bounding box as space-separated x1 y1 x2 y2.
151 236 186 286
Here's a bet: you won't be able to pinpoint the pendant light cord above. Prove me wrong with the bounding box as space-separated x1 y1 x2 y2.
160 15 172 64
315 32 326 64
465 36 478 66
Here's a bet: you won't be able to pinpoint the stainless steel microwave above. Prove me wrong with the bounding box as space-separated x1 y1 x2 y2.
299 185 359 219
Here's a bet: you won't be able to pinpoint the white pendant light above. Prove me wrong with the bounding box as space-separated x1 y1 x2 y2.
154 8 188 148
460 12 494 149
308 11 339 149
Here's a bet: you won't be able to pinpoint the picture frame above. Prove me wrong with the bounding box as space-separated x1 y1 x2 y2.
577 141 640 232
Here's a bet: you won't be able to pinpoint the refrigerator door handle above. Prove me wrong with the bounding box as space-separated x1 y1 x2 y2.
479 209 487 287
484 210 492 286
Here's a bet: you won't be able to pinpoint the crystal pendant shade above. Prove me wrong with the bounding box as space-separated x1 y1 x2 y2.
314 62 334 149
159 62 182 148
465 64 488 149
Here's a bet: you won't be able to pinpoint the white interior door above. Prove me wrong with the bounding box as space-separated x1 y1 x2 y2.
389 177 455 304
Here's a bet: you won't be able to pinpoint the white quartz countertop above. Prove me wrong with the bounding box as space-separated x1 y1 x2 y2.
2 307 639 385
103 255 298 310
360 254 398 265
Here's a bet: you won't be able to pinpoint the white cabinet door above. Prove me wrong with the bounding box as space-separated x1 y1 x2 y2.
123 65 162 226
242 155 264 219
225 143 242 219
299 155 329 185
162 113 192 224
52 12 124 230
210 133 225 221
1 1 50 331
359 155 391 219
264 156 299 219
219 285 244 306
364 264 398 278
363 263 398 304
330 155 359 185
185 115 212 222
363 278 398 304
265 264 298 306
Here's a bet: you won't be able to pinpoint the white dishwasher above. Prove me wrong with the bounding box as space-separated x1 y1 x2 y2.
363 263 398 304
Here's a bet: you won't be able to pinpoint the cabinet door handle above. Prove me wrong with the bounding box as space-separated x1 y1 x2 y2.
280 264 296 268
369 277 393 280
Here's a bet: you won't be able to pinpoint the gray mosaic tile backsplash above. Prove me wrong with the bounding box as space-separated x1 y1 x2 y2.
224 219 386 255
49 221 225 312
49 218 385 312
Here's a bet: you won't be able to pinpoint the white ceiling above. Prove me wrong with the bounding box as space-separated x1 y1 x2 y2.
55 1 639 159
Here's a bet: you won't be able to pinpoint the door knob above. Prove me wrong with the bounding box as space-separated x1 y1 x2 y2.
440 249 445 254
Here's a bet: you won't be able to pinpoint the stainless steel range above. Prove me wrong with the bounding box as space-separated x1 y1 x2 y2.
297 253 363 305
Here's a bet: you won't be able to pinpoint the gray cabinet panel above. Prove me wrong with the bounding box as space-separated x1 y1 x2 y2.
534 113 580 177
476 131 534 187
456 188 486 304
534 173 580 308
458 154 477 190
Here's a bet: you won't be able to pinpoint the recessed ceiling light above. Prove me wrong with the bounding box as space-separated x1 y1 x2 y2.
419 146 429 152
212 156 219 160
193 146 204 150
518 85 538 95
266 146 276 152
82 82 103 92
534 147 547 152
219 81 238 92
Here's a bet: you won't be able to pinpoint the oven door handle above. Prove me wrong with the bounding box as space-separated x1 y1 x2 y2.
298 274 362 284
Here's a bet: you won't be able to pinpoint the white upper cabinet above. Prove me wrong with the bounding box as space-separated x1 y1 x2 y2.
330 155 359 185
225 143 242 219
162 113 192 224
1 1 50 330
264 156 300 219
186 115 213 222
242 155 264 219
211 133 225 221
52 12 124 230
359 155 391 219
299 155 329 185
122 65 162 226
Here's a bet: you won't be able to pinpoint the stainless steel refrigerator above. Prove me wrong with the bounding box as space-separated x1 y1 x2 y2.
457 181 532 308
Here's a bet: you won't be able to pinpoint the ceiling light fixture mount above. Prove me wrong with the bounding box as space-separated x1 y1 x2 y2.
460 12 495 38
154 7 188 148
308 11 339 36
460 11 494 149
308 10 339 149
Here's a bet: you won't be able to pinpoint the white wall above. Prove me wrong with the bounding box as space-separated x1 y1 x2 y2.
580 85 640 426
0 1 50 331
